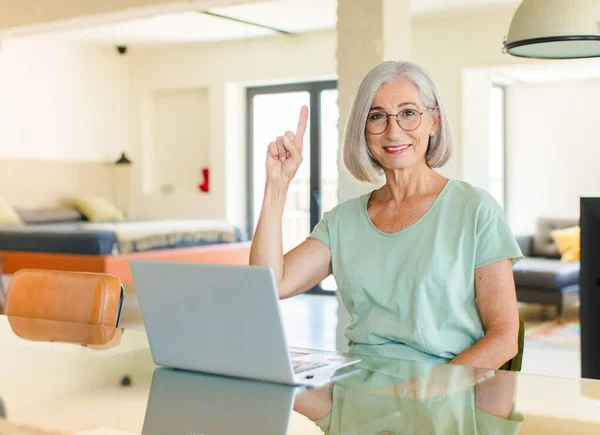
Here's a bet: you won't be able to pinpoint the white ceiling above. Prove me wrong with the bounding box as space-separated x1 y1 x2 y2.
28 0 520 45
46 11 275 44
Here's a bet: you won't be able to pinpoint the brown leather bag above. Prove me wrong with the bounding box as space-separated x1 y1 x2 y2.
4 269 123 326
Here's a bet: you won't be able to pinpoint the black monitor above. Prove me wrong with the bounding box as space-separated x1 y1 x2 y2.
579 197 600 379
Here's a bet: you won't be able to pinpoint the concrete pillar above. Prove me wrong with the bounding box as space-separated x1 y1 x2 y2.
337 0 412 203
335 0 412 351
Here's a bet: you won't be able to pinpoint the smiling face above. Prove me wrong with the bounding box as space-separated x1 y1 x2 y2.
365 77 440 172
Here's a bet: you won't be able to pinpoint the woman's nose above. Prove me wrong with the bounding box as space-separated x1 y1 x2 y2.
385 117 404 140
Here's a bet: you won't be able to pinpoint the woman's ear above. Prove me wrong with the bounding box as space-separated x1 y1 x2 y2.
431 106 441 134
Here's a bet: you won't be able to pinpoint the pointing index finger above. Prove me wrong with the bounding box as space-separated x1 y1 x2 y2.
295 105 309 140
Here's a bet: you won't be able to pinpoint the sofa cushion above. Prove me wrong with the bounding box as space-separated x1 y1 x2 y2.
15 206 85 224
532 217 579 258
516 235 533 257
551 226 580 263
513 257 579 291
70 196 125 222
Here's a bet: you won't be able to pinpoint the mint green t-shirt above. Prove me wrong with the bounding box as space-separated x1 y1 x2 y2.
308 179 522 363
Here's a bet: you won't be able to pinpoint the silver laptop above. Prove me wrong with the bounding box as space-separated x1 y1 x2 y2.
142 367 296 435
129 260 360 386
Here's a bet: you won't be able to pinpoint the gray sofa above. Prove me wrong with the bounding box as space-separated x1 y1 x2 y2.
513 218 580 321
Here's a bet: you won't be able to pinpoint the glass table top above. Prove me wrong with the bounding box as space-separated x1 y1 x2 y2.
0 315 599 434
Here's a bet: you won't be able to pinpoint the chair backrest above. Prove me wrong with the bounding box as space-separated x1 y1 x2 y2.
500 312 525 372
7 316 122 347
4 269 123 326
0 257 5 314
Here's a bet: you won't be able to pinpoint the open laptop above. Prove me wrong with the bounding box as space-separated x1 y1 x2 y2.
142 367 296 435
129 260 360 386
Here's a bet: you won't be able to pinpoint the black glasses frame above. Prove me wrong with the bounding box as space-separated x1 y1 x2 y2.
366 107 433 135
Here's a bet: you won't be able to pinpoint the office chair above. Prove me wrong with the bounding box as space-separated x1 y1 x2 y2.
4 269 123 326
500 313 525 372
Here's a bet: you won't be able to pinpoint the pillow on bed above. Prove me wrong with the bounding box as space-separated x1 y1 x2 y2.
16 207 85 224
0 195 24 226
71 196 125 222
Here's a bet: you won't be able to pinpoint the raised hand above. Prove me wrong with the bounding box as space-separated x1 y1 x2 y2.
266 105 308 185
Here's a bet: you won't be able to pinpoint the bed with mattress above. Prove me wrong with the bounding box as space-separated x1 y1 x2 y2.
0 219 250 284
0 161 251 284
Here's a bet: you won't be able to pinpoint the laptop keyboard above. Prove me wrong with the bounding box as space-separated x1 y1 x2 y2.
292 360 328 374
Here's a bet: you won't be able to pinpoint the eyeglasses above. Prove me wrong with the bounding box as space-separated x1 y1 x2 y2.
365 107 433 135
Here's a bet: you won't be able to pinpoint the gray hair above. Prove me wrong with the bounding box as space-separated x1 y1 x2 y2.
342 61 452 184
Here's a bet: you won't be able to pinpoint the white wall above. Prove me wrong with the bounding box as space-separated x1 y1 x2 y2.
460 69 495 191
506 80 600 235
150 87 210 195
411 5 529 182
0 5 534 224
127 30 337 224
128 5 530 224
0 37 129 162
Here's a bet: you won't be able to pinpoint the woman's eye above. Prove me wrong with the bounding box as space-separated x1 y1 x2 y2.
401 110 418 118
368 113 386 121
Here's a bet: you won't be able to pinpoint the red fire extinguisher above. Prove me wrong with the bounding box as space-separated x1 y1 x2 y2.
199 168 209 193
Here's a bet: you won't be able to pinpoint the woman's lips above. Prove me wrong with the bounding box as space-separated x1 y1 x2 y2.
383 144 411 154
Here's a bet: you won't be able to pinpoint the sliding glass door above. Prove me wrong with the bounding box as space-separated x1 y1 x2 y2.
247 81 338 294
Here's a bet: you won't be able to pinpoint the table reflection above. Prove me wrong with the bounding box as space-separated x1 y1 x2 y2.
294 355 522 434
143 368 297 435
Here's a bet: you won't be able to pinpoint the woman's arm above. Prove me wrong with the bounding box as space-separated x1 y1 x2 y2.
278 239 332 299
475 369 517 419
449 259 519 369
249 106 332 299
293 385 333 422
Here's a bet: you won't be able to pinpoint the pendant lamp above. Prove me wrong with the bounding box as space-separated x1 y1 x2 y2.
504 0 600 59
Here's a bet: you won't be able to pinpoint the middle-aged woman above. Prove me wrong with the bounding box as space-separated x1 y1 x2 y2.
250 60 522 370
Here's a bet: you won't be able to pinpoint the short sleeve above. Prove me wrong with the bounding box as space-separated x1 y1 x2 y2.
308 211 331 248
475 193 523 269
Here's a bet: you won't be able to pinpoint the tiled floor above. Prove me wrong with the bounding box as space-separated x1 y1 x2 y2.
279 293 339 351
280 293 582 379
521 304 581 379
